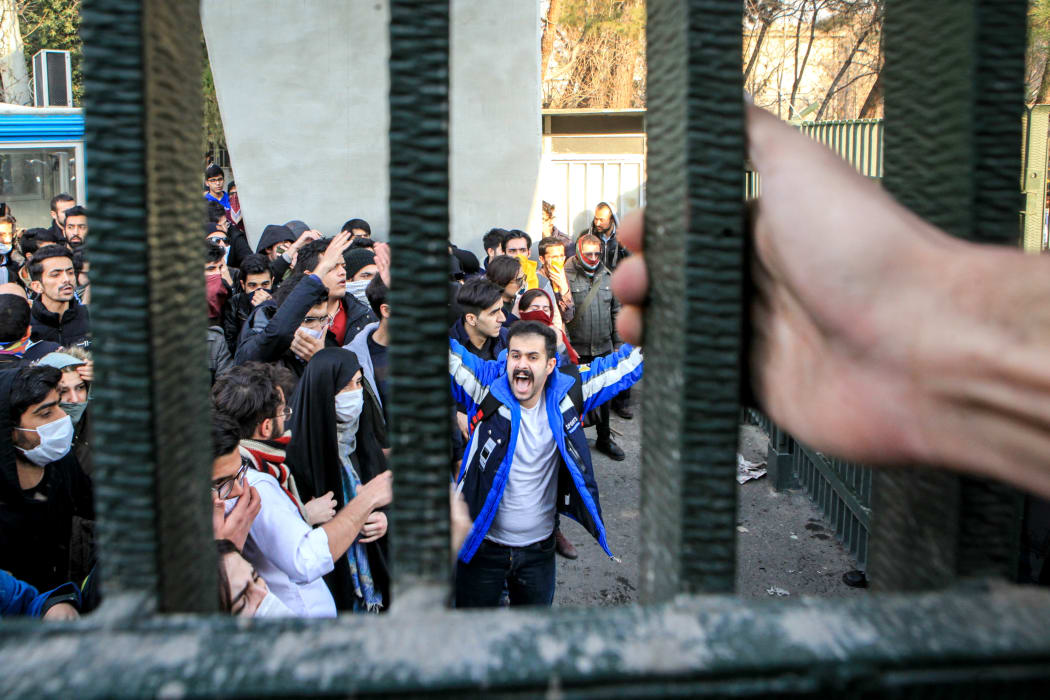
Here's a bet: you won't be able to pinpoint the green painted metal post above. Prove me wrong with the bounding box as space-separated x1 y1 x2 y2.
80 0 214 613
641 0 745 601
871 0 1027 591
388 0 452 600
1022 106 1049 252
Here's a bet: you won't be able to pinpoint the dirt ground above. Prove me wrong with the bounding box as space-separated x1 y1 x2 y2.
553 385 866 607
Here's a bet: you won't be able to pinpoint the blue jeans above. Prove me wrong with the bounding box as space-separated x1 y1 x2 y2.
455 532 557 608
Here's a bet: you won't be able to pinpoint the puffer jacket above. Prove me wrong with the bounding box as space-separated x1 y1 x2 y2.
563 258 619 356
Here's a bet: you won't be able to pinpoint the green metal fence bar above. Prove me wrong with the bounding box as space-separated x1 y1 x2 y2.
870 0 1026 592
79 0 214 613
388 0 452 596
1021 106 1049 252
640 0 745 601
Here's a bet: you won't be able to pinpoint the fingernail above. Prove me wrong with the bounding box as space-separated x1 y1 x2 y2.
743 90 754 105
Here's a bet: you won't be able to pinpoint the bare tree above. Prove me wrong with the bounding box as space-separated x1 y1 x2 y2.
0 0 31 105
540 0 561 84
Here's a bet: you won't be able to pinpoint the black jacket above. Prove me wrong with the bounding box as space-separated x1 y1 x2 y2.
221 291 257 353
29 299 90 347
233 276 377 380
0 370 94 591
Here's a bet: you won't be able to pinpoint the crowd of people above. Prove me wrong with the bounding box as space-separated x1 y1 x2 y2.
0 161 643 619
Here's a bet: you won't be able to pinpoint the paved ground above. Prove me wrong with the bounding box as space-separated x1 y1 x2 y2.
553 386 867 606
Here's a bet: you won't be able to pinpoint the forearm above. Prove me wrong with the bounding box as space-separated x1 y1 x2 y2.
910 243 1050 497
321 491 379 561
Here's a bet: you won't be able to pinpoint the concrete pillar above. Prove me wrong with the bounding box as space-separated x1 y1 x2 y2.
201 0 541 254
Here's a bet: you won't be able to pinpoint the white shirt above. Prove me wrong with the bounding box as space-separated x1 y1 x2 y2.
486 398 560 546
230 469 337 618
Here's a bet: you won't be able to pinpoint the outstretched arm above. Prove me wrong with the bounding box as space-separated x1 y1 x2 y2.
612 102 1050 499
580 344 643 414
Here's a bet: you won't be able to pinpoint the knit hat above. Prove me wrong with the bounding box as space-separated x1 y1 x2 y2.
344 248 376 279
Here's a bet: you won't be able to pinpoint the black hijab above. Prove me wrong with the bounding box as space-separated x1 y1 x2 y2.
285 348 392 611
285 347 361 505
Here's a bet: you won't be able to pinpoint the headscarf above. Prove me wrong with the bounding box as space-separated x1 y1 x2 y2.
518 289 580 365
284 347 382 611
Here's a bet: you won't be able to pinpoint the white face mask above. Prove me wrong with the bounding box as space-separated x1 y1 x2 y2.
347 279 370 307
334 389 364 424
0 243 11 256
300 326 324 340
15 414 74 466
254 591 294 618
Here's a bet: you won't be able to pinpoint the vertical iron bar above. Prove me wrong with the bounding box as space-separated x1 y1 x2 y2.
81 0 214 612
872 0 1026 591
388 0 451 599
641 0 745 601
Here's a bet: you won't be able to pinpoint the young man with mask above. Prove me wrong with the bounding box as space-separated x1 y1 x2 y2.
565 234 625 459
293 236 376 346
256 224 321 285
343 276 391 418
48 193 75 242
234 232 353 381
28 246 90 347
221 253 273 354
0 364 94 592
62 206 88 248
37 350 93 475
214 361 393 616
343 247 378 309
449 321 642 607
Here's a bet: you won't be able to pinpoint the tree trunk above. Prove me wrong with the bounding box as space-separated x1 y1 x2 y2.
540 0 560 84
815 26 872 120
0 0 31 105
790 0 821 117
858 71 882 118
743 20 770 84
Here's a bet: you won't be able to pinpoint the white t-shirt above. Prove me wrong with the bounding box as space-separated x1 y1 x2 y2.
229 469 337 618
486 398 560 546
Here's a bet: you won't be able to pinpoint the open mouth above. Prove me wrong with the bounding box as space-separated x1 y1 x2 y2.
512 369 533 394
59 285 73 295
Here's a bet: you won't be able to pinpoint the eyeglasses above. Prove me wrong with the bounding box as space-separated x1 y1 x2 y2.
212 459 249 499
515 276 526 288
206 177 224 184
302 314 334 330
277 406 293 420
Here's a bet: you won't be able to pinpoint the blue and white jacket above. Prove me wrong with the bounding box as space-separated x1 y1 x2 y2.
449 339 643 563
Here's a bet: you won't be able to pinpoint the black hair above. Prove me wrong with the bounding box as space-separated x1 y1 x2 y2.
485 255 520 288
292 238 330 275
266 364 298 406
348 237 375 250
273 272 308 308
0 294 30 343
340 218 371 236
211 410 243 460
239 254 271 278
205 164 224 180
28 245 73 282
506 320 557 361
211 364 282 439
365 276 388 318
205 240 225 264
227 180 236 190
49 193 75 212
19 228 49 257
71 246 86 276
503 229 531 252
215 539 241 613
10 364 62 426
456 277 502 317
537 236 566 259
206 200 226 222
483 227 508 253
63 205 87 221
